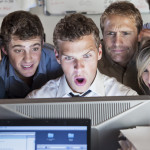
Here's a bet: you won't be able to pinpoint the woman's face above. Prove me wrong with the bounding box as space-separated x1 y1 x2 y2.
142 64 150 90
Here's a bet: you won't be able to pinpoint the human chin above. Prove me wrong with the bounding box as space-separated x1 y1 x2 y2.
109 51 126 62
23 71 36 77
67 79 86 93
73 78 89 93
72 85 89 93
18 70 35 78
17 66 37 78
112 55 124 63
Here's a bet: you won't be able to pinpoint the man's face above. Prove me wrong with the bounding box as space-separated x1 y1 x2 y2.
6 36 42 79
55 34 102 93
103 15 138 67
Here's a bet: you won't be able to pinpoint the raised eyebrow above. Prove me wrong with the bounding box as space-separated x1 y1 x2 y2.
107 31 116 33
121 31 132 33
30 43 41 47
84 50 93 55
12 43 41 49
12 45 24 48
62 54 73 57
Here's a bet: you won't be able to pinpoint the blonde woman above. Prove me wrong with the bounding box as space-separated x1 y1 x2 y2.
137 38 150 94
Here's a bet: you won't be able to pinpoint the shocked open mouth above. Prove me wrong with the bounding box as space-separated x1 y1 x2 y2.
75 78 86 86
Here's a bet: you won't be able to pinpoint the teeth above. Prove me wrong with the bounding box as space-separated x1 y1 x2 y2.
23 65 32 68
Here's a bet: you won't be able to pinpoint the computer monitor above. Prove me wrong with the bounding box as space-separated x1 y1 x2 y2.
95 99 150 149
0 95 149 149
0 119 91 150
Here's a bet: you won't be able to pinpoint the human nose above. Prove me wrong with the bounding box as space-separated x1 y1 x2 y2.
114 34 123 47
23 51 32 62
74 59 84 70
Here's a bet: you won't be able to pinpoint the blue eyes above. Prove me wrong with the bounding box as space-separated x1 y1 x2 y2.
107 32 115 35
64 53 92 61
122 32 130 35
107 32 130 36
65 56 73 60
83 53 91 58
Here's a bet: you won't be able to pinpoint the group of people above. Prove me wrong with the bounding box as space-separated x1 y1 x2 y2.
0 1 150 99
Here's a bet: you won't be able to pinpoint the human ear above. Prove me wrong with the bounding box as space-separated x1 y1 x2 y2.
98 44 102 60
54 49 60 64
1 47 7 55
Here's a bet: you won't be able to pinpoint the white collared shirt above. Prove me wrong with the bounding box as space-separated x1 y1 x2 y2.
27 70 138 98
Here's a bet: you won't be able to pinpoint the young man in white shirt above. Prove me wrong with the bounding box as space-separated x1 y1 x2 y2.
27 13 137 98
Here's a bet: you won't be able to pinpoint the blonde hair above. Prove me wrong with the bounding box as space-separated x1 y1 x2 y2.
100 1 143 34
137 39 150 94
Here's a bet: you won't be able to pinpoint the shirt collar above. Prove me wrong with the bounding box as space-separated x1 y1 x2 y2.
89 70 105 96
57 74 72 97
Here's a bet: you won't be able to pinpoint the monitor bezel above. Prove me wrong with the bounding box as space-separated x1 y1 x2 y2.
0 118 91 150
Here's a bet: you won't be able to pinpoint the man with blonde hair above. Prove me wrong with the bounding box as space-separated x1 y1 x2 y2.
98 1 143 94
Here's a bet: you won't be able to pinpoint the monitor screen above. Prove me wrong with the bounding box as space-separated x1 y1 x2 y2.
0 119 91 150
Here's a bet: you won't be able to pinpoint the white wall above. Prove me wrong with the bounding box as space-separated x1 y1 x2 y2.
0 7 150 44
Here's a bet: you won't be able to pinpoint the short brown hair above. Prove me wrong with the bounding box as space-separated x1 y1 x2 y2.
0 10 44 51
53 13 101 51
100 1 143 34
